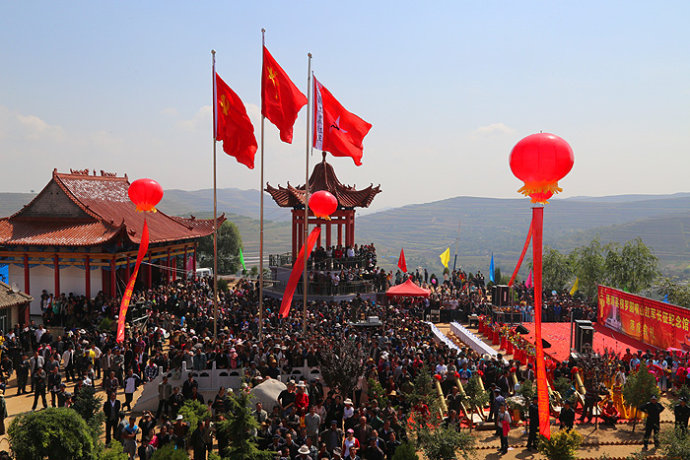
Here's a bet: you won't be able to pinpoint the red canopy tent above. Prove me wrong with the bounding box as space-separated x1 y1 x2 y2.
386 279 431 298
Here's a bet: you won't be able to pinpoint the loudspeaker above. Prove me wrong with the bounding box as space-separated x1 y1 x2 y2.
514 324 530 335
576 325 594 353
492 285 510 306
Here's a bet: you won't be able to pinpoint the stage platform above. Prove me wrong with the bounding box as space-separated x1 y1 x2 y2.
520 322 654 362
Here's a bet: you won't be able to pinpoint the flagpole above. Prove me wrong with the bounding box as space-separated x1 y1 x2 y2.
258 28 266 342
211 49 219 341
303 53 312 334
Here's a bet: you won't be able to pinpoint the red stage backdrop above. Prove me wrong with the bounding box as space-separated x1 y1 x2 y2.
598 285 690 350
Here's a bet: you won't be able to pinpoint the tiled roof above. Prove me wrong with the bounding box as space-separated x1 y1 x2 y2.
266 158 381 208
0 170 221 246
0 280 32 308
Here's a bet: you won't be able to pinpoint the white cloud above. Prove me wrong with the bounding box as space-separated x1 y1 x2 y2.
16 114 66 141
177 105 212 133
473 122 516 137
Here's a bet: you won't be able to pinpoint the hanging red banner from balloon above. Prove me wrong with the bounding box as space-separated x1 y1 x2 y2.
532 207 550 439
117 219 149 343
508 220 533 287
280 227 321 318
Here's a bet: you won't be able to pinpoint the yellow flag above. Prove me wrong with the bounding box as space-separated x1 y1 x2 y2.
569 277 579 296
439 247 450 268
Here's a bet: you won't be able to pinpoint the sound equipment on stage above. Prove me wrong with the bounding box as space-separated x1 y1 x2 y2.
492 285 510 306
541 338 552 349
574 319 594 353
514 324 530 335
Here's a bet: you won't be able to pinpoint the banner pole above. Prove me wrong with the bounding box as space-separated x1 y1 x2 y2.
303 53 312 334
258 28 266 341
532 205 550 439
211 49 219 341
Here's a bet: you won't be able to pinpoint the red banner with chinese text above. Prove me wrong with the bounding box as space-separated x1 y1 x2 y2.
598 285 690 350
117 220 149 343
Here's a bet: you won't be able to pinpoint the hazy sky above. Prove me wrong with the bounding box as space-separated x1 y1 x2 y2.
1 2 689 212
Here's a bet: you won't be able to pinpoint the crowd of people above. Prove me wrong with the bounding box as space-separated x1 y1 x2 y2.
2 258 689 459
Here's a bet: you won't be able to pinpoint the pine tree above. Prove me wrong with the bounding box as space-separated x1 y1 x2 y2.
623 362 660 432
217 390 273 460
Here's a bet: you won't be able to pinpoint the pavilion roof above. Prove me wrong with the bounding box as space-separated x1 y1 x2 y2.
265 157 381 208
0 280 32 308
0 169 221 247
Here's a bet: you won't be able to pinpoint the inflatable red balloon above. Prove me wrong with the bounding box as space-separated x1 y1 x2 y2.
509 133 574 203
128 178 164 212
309 190 338 219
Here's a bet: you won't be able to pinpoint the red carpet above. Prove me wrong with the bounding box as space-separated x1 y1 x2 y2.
519 322 655 362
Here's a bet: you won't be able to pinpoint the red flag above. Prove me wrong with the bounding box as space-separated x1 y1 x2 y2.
214 72 257 169
280 228 321 318
398 248 407 273
117 219 149 343
262 47 307 144
508 221 532 287
313 76 372 166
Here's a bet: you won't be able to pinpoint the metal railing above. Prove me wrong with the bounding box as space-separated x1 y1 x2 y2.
269 278 379 296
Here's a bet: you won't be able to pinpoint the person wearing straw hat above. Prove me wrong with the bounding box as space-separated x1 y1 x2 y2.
297 444 312 459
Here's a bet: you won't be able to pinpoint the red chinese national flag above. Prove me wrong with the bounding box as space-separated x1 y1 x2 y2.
398 248 407 273
262 47 307 144
313 76 372 166
215 72 258 169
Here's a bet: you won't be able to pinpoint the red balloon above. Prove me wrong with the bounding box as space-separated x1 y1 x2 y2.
309 190 338 219
509 133 574 203
128 178 164 212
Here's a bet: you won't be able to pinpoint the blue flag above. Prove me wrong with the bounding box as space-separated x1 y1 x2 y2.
0 264 7 284
489 252 495 283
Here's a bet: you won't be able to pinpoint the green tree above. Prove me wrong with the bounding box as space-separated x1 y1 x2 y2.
463 374 489 430
542 247 574 292
151 443 189 460
320 338 367 402
537 429 582 460
9 408 96 460
218 390 273 460
179 400 212 443
73 384 105 440
198 220 243 274
99 441 129 460
656 277 690 308
418 425 475 460
570 238 606 301
605 238 658 293
662 427 690 460
623 362 660 432
390 441 417 460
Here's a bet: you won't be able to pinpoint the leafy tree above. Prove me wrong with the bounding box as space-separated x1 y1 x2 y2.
320 338 367 401
9 408 96 460
390 441 417 460
151 444 189 460
198 220 243 274
179 400 211 443
623 362 660 432
418 425 475 460
570 238 606 301
367 377 389 408
218 390 273 460
542 247 574 292
662 427 690 460
462 374 489 430
656 277 690 308
537 429 582 460
99 441 128 460
73 383 105 438
605 238 658 293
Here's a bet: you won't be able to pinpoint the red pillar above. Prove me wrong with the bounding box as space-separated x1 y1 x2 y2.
125 254 131 281
110 257 116 297
193 245 197 280
167 248 171 284
325 221 332 248
85 256 91 299
172 254 177 282
316 222 322 248
23 255 30 295
54 255 60 296
337 217 342 246
292 211 298 261
183 246 188 280
147 253 152 288
350 212 356 246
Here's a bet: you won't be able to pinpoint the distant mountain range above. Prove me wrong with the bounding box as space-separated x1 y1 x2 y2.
3 188 690 276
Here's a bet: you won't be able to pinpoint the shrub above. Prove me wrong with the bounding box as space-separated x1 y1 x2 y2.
390 441 417 460
537 429 582 460
98 316 114 332
661 427 690 460
151 443 189 460
418 425 475 460
9 407 96 460
99 441 128 460
367 377 389 408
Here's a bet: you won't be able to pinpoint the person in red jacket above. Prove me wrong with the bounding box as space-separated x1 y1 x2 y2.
295 382 310 415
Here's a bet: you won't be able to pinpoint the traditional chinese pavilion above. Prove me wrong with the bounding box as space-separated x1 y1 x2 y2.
266 154 381 261
0 169 221 320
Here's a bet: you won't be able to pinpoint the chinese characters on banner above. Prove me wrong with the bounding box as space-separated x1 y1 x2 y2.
598 285 690 349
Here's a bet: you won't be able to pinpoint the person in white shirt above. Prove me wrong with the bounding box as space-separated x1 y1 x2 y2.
123 369 141 411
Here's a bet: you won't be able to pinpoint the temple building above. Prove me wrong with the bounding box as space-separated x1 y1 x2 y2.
0 169 221 320
266 154 381 261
